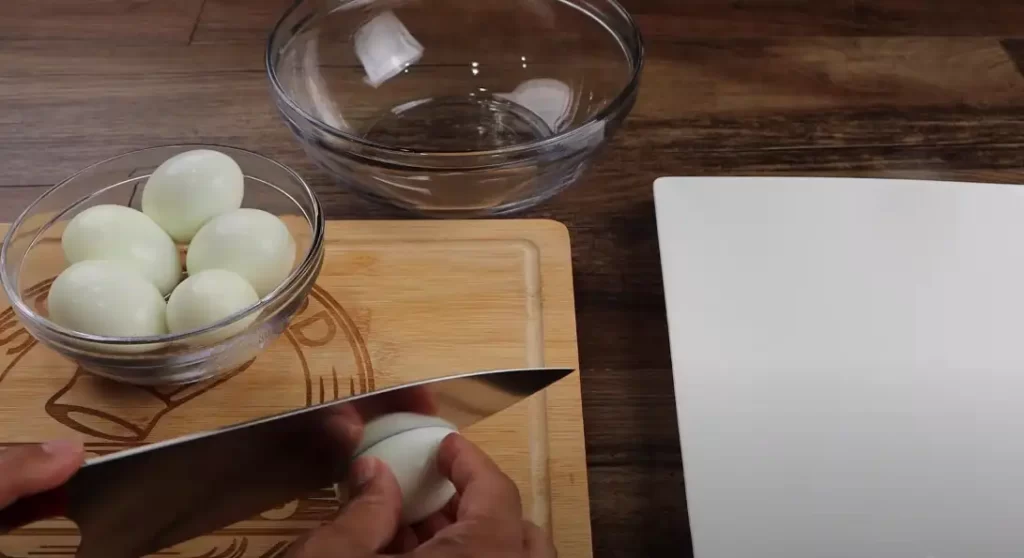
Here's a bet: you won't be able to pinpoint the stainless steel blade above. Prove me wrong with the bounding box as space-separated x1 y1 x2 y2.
53 367 572 558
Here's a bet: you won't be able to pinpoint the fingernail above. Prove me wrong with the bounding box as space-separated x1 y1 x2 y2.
351 456 377 490
42 440 81 456
443 432 462 444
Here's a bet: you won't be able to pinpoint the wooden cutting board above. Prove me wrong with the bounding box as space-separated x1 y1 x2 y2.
0 220 590 558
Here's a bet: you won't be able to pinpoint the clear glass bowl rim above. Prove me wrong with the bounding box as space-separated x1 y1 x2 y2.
265 0 645 159
0 143 326 346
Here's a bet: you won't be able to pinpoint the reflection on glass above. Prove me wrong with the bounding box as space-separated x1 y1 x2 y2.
354 10 424 88
497 78 574 131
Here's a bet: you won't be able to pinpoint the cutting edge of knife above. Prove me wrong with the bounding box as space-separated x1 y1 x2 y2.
83 366 575 468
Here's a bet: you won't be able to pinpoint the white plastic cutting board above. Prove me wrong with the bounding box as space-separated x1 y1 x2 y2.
654 177 1024 558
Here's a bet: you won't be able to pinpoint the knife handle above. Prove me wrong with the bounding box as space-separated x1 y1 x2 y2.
0 488 68 534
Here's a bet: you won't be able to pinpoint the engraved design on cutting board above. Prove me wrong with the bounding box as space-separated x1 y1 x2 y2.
0 281 374 558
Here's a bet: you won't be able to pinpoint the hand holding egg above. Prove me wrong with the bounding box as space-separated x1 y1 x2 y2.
300 434 549 558
50 149 297 347
345 413 458 525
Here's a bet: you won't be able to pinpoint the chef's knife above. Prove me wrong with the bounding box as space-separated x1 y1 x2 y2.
0 366 573 558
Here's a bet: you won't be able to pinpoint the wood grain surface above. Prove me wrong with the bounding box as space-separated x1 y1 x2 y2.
0 220 590 558
3 1 1024 556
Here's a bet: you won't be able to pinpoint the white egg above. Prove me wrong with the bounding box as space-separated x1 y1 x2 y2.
48 260 167 339
353 424 458 525
166 269 259 345
355 412 458 455
186 209 297 297
62 204 182 295
141 149 244 243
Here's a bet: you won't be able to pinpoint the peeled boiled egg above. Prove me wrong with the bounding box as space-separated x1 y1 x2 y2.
48 260 167 339
354 412 458 454
166 269 259 345
141 149 244 243
186 209 296 297
62 204 181 295
344 414 458 525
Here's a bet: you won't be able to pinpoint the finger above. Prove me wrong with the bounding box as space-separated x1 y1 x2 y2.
0 441 84 508
335 456 403 550
409 495 459 543
411 511 451 543
393 385 437 416
523 521 558 558
352 386 437 423
293 456 402 556
320 403 365 457
440 493 460 521
436 433 521 520
382 525 419 555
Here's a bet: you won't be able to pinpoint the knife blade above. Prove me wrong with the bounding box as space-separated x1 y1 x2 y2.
0 366 573 558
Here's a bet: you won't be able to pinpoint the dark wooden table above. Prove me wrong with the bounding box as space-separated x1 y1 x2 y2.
4 1 1024 556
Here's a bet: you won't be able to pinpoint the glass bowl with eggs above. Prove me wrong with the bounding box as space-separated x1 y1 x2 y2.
0 145 325 386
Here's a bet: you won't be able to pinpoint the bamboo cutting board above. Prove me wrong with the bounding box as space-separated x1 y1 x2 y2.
0 220 590 558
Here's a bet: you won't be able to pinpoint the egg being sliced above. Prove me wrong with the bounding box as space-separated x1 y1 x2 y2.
186 209 297 297
48 260 167 339
166 269 259 345
354 413 458 455
141 149 244 243
62 204 182 295
353 425 458 525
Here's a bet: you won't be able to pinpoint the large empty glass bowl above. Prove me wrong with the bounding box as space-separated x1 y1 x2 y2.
267 0 643 216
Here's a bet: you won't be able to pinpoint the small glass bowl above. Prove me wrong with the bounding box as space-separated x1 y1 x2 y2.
0 145 325 386
267 0 643 217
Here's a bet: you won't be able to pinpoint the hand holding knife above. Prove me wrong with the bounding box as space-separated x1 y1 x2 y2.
0 367 572 558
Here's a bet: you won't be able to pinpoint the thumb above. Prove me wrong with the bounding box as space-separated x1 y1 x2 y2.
0 441 85 508
288 456 403 557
